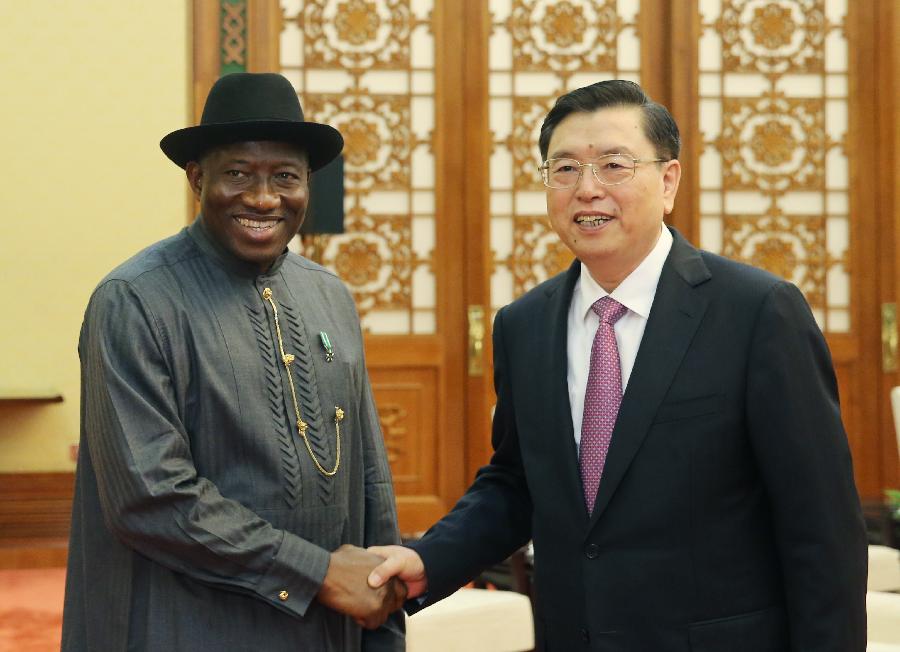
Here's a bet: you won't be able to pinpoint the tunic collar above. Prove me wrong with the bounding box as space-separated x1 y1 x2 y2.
187 216 289 279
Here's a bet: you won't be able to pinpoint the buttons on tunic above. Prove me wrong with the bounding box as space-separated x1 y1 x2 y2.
278 590 289 601
584 543 599 559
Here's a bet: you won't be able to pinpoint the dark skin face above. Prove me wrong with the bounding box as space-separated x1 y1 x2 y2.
186 141 310 274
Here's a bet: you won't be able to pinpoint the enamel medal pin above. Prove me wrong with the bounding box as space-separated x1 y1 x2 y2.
319 331 334 362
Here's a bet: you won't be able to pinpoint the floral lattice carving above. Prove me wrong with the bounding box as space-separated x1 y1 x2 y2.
504 216 574 295
334 0 381 46
509 0 621 72
304 92 412 191
700 0 849 332
301 0 412 71
280 0 435 333
717 93 826 192
722 210 829 309
716 0 827 74
510 96 556 191
323 206 417 316
489 0 639 306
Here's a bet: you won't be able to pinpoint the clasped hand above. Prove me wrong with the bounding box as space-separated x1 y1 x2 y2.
317 544 407 629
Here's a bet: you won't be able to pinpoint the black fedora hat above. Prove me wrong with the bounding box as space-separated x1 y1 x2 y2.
159 72 343 171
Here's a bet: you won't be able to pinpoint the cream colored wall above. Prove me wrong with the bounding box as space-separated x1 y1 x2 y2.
0 2 191 471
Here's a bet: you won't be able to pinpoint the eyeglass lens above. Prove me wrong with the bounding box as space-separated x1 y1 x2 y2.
543 156 634 187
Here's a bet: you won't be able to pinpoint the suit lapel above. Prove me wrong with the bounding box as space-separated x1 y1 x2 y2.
538 261 588 525
586 230 711 532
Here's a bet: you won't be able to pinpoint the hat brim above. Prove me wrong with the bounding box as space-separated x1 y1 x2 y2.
159 120 344 171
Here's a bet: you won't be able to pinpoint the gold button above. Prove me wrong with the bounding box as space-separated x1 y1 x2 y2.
278 590 289 601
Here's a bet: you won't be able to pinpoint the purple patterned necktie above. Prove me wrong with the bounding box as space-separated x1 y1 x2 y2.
579 296 628 514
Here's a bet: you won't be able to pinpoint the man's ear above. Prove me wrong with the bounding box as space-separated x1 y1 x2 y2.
186 161 203 200
661 159 681 215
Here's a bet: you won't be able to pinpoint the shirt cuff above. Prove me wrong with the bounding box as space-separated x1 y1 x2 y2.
255 531 331 617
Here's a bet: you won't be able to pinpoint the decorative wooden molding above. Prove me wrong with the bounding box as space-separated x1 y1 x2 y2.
220 0 248 74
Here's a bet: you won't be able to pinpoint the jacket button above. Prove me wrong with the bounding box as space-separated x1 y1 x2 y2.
278 590 289 601
584 543 599 559
581 627 590 643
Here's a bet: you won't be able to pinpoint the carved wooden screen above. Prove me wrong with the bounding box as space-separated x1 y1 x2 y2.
488 0 643 313
687 0 893 497
696 0 850 333
277 0 468 533
280 0 437 335
196 0 897 514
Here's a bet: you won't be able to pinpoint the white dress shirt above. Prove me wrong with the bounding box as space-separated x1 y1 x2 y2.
568 225 673 451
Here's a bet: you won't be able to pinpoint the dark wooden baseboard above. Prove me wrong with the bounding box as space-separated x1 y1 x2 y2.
0 472 73 568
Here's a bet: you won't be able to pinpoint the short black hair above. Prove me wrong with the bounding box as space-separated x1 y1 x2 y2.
538 80 680 161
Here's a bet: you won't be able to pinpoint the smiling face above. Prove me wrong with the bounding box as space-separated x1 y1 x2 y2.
545 106 681 291
186 140 310 273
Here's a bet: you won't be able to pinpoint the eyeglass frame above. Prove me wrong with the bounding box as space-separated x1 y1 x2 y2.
538 154 669 189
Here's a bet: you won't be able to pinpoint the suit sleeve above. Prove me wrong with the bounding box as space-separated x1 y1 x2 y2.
353 318 406 651
407 307 534 610
80 280 330 619
745 281 867 651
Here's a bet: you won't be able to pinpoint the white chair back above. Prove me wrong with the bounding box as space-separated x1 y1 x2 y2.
891 387 900 451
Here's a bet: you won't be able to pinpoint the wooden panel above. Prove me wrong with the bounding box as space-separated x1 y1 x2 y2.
366 335 460 533
247 0 280 72
192 0 221 123
370 367 438 493
845 0 884 499
395 495 451 537
0 473 73 568
0 473 73 541
431 0 474 507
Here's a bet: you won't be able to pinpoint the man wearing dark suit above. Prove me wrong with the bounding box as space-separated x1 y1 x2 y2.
368 80 867 651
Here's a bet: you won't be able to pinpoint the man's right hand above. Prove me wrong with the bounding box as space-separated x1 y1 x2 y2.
366 545 428 599
317 544 407 629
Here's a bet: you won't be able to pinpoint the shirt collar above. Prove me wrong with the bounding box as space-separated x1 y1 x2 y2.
576 224 673 322
188 216 289 279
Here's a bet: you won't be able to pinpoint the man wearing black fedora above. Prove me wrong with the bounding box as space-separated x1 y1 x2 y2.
62 72 405 651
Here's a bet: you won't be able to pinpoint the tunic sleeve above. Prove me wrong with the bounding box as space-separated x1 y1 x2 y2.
80 279 331 618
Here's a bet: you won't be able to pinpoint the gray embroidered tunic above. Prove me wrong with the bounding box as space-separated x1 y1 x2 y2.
62 219 404 651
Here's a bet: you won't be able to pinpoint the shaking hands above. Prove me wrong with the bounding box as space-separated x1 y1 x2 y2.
316 543 428 630
316 544 408 629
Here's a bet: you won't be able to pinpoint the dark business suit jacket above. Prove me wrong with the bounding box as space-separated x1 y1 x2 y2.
409 228 867 651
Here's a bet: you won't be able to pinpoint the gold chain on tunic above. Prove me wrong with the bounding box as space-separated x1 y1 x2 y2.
262 287 342 477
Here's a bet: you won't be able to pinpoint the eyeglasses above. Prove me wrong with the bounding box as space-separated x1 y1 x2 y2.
539 154 667 189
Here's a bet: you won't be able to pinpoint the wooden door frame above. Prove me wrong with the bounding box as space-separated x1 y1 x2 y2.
877 0 900 495
460 0 495 482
